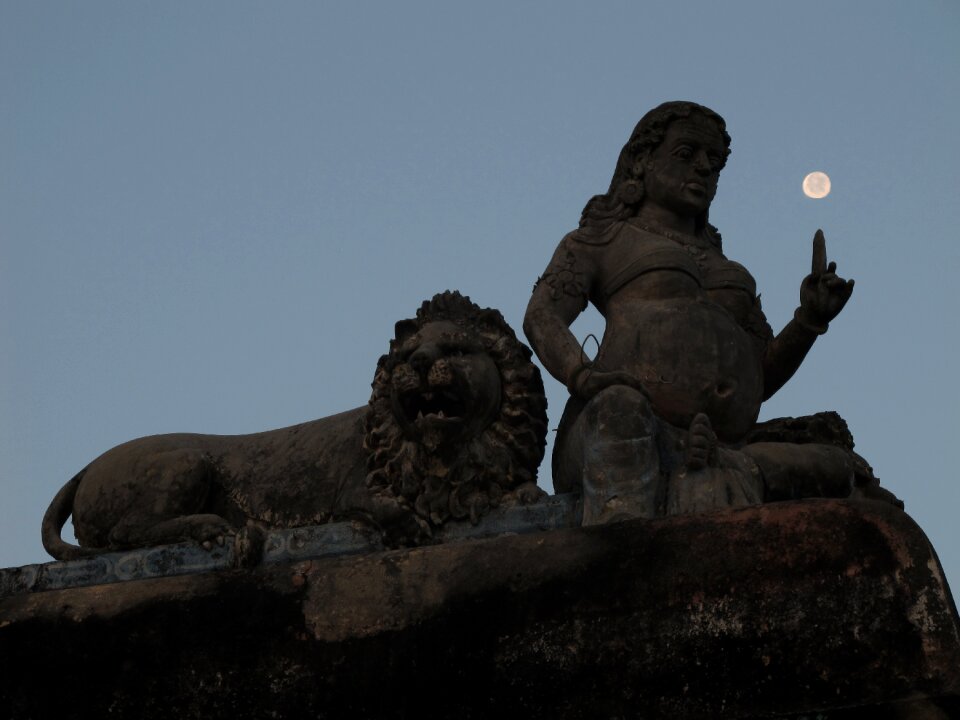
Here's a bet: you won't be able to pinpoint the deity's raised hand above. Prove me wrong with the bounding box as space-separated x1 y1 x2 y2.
797 229 854 332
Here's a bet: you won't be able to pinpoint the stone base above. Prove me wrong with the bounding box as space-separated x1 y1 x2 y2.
1 499 958 718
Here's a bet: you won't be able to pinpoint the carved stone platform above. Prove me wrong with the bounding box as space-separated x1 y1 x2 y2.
1 499 958 719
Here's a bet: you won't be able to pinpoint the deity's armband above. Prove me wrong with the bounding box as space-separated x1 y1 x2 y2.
533 243 589 312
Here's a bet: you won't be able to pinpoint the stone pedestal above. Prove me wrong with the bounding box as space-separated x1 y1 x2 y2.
2 499 957 718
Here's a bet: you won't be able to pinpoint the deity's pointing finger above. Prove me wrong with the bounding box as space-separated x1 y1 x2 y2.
812 229 827 277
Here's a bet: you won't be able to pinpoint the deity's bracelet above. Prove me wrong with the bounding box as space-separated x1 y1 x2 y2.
793 307 829 335
566 363 593 395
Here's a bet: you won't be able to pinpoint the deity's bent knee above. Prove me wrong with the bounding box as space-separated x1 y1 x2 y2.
558 386 663 525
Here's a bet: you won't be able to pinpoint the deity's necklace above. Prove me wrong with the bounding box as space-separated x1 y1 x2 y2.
627 219 714 271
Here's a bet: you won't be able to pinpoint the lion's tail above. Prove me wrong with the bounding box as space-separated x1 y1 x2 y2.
41 469 98 561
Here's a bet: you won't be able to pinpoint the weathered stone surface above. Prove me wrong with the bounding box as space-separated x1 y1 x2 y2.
1 494 577 597
41 292 549 560
2 499 958 719
524 102 899 522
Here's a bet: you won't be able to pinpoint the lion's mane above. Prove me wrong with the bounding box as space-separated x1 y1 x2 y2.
364 291 548 540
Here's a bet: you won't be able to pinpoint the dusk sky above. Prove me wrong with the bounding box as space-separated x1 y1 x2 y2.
2 2 958 587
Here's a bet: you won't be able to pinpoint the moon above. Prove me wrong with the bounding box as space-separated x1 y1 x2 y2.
802 171 831 199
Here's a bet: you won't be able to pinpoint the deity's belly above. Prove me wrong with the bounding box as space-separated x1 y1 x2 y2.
594 297 763 441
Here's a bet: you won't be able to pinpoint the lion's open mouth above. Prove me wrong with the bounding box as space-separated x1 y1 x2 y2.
389 351 502 446
399 388 466 425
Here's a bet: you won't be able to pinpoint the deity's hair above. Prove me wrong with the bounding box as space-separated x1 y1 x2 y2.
576 101 732 245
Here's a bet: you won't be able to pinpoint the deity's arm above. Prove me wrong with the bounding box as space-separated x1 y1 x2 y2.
761 319 820 400
523 239 593 391
761 230 855 400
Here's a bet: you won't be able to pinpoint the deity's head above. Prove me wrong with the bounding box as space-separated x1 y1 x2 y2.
579 101 731 238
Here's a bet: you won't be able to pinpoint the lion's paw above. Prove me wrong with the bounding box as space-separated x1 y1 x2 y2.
184 514 236 550
514 481 547 505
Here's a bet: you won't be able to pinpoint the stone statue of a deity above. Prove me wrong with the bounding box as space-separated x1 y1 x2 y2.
524 101 895 524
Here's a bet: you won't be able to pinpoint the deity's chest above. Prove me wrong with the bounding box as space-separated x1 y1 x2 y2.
594 224 757 323
589 225 765 437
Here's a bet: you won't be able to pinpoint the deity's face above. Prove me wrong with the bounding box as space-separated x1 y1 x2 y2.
641 114 726 219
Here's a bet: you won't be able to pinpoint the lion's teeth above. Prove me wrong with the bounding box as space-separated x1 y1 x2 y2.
438 410 445 418
417 410 424 419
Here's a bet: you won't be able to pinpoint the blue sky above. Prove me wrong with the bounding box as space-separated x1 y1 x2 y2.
2 2 958 586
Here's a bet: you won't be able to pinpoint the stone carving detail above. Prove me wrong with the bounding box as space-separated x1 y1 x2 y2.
365 291 548 542
536 249 588 306
41 291 547 559
523 101 900 524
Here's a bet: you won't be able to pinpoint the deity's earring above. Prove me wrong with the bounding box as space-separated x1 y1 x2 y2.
618 180 643 204
618 163 644 204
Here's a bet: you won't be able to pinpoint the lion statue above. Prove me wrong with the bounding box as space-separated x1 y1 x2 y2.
42 291 548 560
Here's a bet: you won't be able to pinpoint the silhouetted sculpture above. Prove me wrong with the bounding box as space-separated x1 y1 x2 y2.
12 103 957 720
42 292 547 559
524 101 896 524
